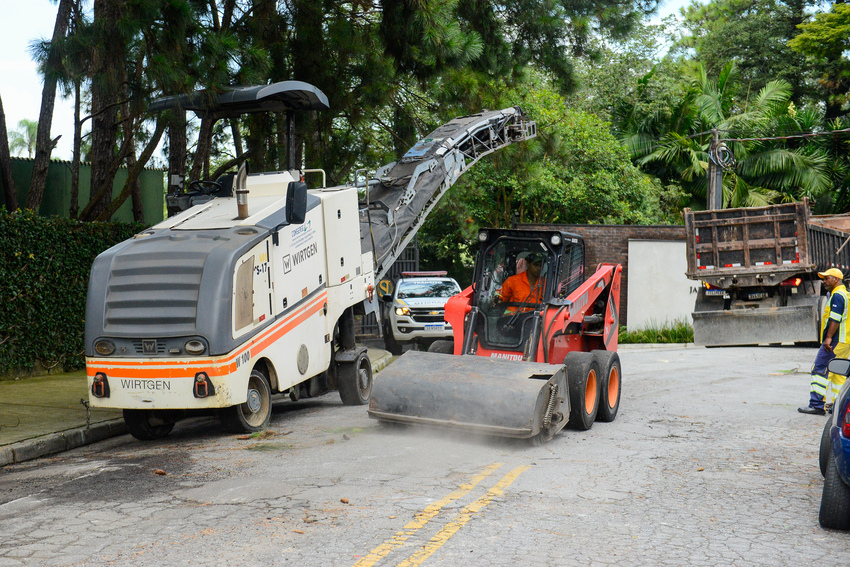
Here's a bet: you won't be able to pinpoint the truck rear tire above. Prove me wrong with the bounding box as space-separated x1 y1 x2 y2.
219 368 272 433
383 321 403 355
820 456 850 530
564 352 599 431
123 409 176 440
338 350 373 405
593 351 621 422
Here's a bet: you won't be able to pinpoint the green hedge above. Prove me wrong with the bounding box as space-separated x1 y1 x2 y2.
0 209 144 375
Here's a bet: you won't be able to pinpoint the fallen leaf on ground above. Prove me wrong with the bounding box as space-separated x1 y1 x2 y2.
154 469 167 476
341 498 349 504
293 530 305 534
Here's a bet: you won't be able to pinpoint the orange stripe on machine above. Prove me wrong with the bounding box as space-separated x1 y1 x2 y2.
87 292 327 378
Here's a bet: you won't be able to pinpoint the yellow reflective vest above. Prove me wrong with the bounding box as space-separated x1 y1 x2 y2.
821 284 850 344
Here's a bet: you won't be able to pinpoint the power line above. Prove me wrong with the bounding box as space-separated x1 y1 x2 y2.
723 126 850 142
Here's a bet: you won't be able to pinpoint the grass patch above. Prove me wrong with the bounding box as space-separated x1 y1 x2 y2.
619 319 694 344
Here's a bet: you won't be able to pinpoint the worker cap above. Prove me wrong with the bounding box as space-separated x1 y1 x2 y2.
526 252 544 264
818 267 844 280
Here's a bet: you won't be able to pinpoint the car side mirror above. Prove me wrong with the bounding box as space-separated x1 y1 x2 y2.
380 293 393 302
286 181 308 225
828 358 850 376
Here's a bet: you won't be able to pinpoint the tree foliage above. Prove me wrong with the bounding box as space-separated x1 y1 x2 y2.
788 2 850 119
613 62 832 209
12 0 664 221
674 0 818 107
419 82 670 282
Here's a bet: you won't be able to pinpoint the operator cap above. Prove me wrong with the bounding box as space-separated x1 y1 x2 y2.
818 267 844 280
526 252 544 264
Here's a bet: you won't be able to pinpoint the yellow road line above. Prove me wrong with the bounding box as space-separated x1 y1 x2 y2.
354 462 503 567
396 465 531 567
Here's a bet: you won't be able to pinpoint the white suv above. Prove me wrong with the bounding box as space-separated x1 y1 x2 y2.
382 272 461 355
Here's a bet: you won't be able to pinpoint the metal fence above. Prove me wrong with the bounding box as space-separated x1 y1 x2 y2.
356 238 420 338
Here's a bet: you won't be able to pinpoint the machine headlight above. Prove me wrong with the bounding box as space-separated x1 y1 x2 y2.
95 340 115 356
185 340 206 355
395 307 410 316
550 234 562 246
478 231 489 242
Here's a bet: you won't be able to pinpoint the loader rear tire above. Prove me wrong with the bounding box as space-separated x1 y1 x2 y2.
593 350 622 422
338 351 373 405
219 368 272 433
427 340 454 354
123 409 176 440
564 352 599 431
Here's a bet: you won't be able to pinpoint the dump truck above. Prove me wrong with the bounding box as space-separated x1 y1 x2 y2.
84 80 538 439
368 228 623 443
684 200 850 346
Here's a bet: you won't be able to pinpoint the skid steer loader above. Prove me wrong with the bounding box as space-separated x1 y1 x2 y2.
368 228 623 443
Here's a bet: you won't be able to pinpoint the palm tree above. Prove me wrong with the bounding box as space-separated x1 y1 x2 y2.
8 119 39 158
614 62 831 209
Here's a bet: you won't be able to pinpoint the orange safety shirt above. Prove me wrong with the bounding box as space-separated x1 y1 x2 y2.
499 272 543 311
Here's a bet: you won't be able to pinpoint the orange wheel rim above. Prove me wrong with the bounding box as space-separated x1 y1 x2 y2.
607 366 620 408
585 369 597 415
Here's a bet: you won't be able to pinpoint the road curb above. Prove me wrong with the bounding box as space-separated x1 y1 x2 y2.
0 419 128 467
370 351 393 374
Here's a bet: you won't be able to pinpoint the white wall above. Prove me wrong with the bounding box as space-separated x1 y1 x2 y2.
627 240 696 331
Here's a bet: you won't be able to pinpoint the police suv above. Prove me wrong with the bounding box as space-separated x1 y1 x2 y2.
382 271 461 355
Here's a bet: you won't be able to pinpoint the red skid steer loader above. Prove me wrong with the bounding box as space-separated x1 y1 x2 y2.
368 227 623 443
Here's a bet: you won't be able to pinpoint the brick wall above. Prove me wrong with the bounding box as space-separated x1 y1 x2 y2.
524 224 687 326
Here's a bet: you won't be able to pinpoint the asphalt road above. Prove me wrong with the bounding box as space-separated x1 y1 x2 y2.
0 345 847 566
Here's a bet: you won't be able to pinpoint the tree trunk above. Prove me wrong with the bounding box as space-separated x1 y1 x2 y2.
85 0 124 221
167 111 187 193
26 0 73 211
230 118 243 157
96 118 166 221
69 79 81 219
188 115 215 182
0 95 18 211
292 0 324 172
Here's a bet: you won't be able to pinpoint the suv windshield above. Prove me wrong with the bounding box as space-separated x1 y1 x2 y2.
397 280 460 299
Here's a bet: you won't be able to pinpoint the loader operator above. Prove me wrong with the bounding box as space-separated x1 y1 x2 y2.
495 252 545 313
799 268 850 416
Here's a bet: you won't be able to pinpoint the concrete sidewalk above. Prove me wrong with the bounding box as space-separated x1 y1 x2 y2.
0 347 393 467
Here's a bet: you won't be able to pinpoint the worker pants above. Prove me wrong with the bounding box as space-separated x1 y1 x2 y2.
808 342 850 410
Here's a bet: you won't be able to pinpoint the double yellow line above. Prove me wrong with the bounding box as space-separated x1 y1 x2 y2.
355 462 531 567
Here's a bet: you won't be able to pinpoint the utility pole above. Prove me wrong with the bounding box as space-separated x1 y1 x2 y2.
707 129 723 210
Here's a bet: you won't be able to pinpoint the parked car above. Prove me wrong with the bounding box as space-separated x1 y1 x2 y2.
381 271 461 355
818 358 850 530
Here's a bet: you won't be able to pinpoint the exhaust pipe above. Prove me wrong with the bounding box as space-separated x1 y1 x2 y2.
235 163 249 219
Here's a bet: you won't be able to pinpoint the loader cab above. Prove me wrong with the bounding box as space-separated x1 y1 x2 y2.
473 229 584 351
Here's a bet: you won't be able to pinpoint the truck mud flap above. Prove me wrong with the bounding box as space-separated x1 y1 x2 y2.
367 351 568 439
692 305 818 346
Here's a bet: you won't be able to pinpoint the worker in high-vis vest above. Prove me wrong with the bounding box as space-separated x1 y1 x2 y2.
799 268 850 415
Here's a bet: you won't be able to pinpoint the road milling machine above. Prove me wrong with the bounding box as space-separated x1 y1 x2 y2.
368 228 623 443
84 80 553 440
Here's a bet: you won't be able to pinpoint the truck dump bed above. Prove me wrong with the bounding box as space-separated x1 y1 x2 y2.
685 202 850 287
